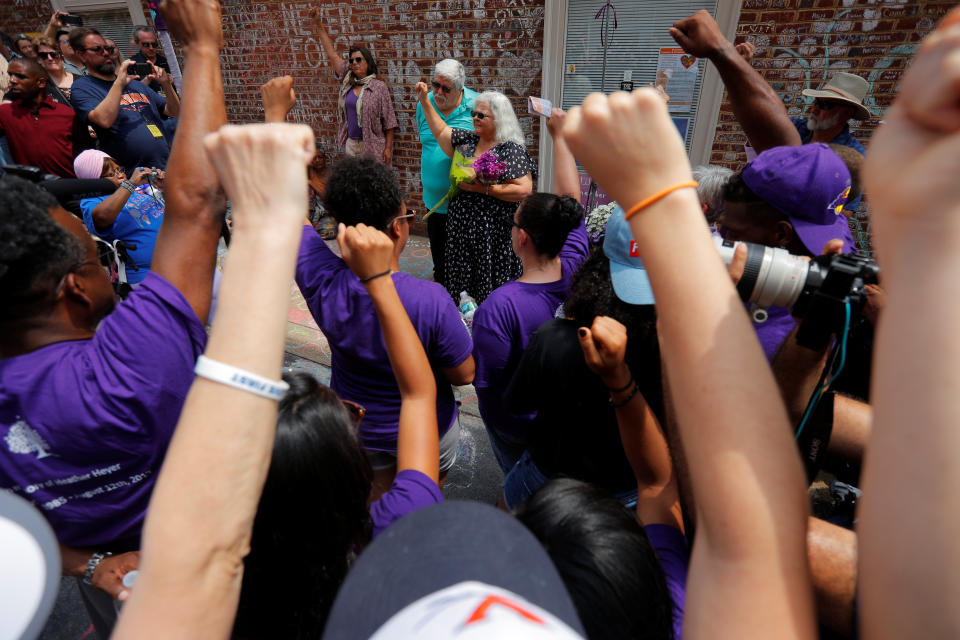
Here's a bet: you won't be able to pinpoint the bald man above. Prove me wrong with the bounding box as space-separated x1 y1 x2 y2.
0 58 89 177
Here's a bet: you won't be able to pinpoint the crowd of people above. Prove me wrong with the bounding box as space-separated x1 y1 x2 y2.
2 0 959 638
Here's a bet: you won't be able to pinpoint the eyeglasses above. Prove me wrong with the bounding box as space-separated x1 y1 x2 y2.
431 80 454 94
471 111 489 120
350 56 364 64
340 399 366 429
38 50 62 59
504 214 523 229
394 211 416 223
140 41 158 48
813 98 843 110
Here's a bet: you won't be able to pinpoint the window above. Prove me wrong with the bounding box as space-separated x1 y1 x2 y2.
52 0 147 58
539 1 741 193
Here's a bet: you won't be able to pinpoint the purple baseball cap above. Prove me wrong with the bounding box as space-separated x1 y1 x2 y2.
742 144 856 255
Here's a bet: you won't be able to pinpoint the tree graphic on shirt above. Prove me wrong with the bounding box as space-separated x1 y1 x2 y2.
5 420 53 459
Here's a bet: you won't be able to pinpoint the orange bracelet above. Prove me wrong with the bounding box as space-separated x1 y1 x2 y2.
623 181 699 221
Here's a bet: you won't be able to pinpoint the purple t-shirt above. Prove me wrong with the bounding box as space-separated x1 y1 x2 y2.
295 226 473 452
0 273 206 548
344 89 362 140
645 524 689 640
369 469 443 538
751 303 796 361
472 224 589 438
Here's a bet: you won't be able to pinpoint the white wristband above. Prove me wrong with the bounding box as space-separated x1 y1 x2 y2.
194 355 289 400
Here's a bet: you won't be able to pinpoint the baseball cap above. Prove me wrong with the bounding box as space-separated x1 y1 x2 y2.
742 144 856 255
602 206 655 305
0 491 61 640
323 501 585 639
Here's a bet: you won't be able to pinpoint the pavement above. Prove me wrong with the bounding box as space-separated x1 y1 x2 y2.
38 234 504 639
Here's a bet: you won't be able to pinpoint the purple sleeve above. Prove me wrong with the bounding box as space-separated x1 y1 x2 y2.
90 273 207 442
645 524 689 640
559 223 589 279
472 296 513 389
294 225 345 323
370 469 443 538
378 81 398 131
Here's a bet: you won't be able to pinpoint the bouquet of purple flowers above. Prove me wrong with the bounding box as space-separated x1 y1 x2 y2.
472 150 509 184
425 150 509 219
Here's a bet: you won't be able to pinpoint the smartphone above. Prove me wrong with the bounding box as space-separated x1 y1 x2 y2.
61 14 83 26
132 62 153 78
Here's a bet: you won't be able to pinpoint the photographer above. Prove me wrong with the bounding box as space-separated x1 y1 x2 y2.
73 149 165 286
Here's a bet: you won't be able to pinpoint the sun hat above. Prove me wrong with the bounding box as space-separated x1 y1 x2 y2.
323 501 585 639
802 72 871 120
742 144 856 255
602 206 655 305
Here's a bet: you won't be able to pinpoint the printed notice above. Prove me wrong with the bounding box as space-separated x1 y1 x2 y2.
657 47 699 114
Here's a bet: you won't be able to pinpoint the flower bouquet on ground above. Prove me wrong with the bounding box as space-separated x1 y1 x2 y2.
424 149 508 219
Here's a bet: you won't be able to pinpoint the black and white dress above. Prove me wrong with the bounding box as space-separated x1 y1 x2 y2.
444 128 537 303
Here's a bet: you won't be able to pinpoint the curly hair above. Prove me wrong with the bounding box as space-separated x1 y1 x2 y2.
517 193 583 258
322 156 403 230
565 246 664 423
236 371 373 639
0 177 86 323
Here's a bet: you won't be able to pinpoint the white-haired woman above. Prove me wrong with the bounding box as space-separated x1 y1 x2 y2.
416 83 536 302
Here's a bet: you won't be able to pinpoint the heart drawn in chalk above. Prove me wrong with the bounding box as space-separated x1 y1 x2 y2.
680 55 696 68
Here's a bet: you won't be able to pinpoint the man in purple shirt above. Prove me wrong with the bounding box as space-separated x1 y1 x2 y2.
717 144 855 359
295 155 474 499
0 2 226 635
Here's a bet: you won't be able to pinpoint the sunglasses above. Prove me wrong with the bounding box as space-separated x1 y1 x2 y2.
394 211 416 223
504 214 523 229
471 111 489 120
813 98 843 110
140 41 159 48
81 45 116 55
38 51 62 59
350 56 365 64
431 80 453 94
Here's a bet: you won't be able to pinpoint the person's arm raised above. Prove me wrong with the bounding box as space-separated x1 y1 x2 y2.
87 60 136 129
261 76 297 123
147 0 227 323
857 10 960 639
670 10 801 152
546 108 580 201
112 122 315 640
309 7 346 78
578 316 682 530
415 81 453 157
563 89 815 639
338 224 440 483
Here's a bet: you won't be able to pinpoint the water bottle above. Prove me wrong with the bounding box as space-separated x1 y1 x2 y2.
458 291 478 327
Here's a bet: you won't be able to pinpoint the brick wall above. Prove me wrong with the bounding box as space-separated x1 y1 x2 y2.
218 0 545 233
1 0 545 235
710 0 954 169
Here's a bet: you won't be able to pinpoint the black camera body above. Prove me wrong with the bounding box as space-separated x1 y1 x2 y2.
61 14 83 26
132 62 154 78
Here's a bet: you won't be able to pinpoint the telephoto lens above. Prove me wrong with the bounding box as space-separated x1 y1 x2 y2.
712 236 813 321
712 235 880 349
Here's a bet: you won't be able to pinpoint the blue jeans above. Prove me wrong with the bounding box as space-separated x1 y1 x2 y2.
503 451 639 511
485 423 526 475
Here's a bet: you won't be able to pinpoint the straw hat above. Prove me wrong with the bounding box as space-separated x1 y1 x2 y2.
802 72 872 120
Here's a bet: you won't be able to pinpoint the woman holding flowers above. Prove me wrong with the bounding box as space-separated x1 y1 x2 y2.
416 82 536 302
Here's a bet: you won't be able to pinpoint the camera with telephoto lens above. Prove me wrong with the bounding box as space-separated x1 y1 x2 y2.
712 236 880 350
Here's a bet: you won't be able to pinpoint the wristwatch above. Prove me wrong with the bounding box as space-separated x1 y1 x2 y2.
83 551 113 585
